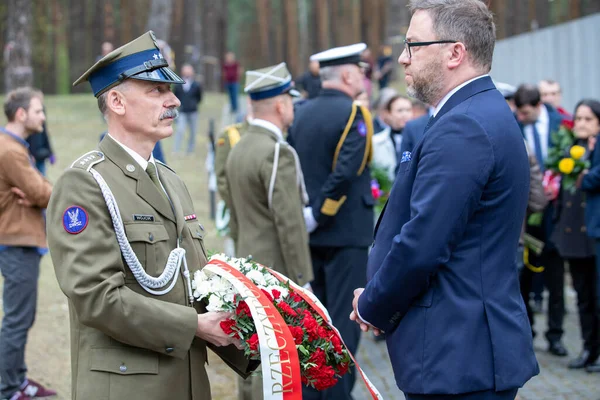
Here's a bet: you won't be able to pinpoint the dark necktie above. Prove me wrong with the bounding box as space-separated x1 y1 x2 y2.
146 162 170 203
532 122 544 171
423 115 435 133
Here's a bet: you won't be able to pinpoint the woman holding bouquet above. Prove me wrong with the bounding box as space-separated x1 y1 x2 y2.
576 99 600 373
552 99 599 371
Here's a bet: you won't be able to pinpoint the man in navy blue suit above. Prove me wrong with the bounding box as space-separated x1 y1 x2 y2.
350 1 539 399
514 84 568 357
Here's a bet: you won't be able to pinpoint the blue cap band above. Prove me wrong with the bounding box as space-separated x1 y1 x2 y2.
249 80 293 101
89 49 165 96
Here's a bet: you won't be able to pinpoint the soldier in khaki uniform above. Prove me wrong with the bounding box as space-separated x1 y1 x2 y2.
225 62 314 400
46 32 255 400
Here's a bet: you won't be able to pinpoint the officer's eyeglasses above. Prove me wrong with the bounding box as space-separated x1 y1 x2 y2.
403 39 458 59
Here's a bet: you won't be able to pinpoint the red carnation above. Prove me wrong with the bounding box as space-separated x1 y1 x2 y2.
236 300 251 317
338 362 350 376
272 289 281 299
220 318 237 337
289 326 305 344
278 302 298 317
308 348 327 367
246 333 259 352
330 332 343 354
261 289 274 302
289 290 303 303
303 314 320 341
305 364 337 391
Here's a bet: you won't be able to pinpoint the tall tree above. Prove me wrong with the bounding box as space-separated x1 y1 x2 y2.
297 0 310 66
315 0 330 51
146 0 173 41
255 0 270 64
4 0 33 91
53 0 70 94
283 0 300 76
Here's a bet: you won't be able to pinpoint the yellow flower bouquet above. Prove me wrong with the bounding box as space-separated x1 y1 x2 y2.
545 125 590 193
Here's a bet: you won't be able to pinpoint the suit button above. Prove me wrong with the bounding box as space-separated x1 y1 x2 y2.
581 226 587 233
565 227 572 233
582 202 586 207
119 364 127 373
566 201 572 208
166 347 174 354
149 233 154 241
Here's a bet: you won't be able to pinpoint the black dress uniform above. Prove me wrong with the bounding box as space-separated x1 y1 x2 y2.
288 43 374 400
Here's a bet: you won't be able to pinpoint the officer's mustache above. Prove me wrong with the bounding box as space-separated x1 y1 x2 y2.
159 108 179 120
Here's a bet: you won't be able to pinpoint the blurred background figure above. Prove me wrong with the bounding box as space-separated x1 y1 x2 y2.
222 51 241 115
173 63 203 155
576 99 600 374
410 99 429 119
360 48 375 99
296 60 321 100
26 120 55 176
494 81 517 112
372 87 398 133
372 94 412 181
539 79 572 120
375 44 394 90
96 41 114 62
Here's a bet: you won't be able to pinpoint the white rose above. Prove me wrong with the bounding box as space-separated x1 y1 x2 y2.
206 296 225 312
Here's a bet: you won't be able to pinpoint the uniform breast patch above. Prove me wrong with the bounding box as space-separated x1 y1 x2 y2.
133 214 155 222
357 121 367 137
63 206 89 234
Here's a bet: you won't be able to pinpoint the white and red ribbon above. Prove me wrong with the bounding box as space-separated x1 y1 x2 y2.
204 259 384 399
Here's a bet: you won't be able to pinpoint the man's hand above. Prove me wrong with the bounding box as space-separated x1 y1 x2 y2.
349 288 382 336
11 187 33 207
577 169 589 189
196 312 243 349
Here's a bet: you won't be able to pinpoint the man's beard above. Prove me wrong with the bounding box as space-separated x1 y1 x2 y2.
406 59 445 106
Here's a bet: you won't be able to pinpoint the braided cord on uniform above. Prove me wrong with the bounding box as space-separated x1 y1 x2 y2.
89 168 190 298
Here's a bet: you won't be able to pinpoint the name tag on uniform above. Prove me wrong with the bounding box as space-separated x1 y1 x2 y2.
133 214 155 222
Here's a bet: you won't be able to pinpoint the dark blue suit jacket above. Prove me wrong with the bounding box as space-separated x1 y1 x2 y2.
582 141 600 238
358 77 539 394
399 114 429 155
518 104 564 249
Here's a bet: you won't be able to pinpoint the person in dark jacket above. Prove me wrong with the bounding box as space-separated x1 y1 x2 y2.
577 98 600 373
173 63 203 154
296 60 322 99
26 119 54 176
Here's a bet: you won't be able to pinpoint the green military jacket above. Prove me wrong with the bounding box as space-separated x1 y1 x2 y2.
47 135 252 400
214 121 247 242
225 122 313 286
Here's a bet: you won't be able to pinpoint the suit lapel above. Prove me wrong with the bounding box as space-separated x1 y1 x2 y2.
99 135 176 223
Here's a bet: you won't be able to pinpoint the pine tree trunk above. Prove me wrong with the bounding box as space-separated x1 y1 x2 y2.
284 0 300 77
316 0 330 51
146 0 173 41
4 0 33 91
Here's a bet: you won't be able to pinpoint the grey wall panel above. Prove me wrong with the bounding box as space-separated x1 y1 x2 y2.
491 13 600 113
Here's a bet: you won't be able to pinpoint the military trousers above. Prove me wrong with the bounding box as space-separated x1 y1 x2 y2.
302 246 368 400
0 247 41 399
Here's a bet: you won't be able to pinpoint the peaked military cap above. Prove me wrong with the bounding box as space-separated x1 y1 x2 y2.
493 80 517 100
310 43 368 68
244 62 300 101
73 31 184 97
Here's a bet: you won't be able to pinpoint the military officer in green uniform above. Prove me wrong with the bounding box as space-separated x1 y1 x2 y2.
226 62 313 287
225 63 314 399
47 31 255 400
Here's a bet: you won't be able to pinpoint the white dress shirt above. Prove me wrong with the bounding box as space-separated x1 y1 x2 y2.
524 104 550 161
433 75 489 117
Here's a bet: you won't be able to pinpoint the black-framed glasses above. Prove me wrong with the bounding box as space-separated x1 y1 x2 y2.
403 39 458 58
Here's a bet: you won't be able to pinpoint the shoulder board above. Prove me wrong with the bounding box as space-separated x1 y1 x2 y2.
70 151 105 172
156 160 176 173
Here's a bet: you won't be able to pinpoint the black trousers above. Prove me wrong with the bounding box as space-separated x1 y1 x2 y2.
405 388 518 400
302 246 368 400
520 248 565 342
569 257 600 354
